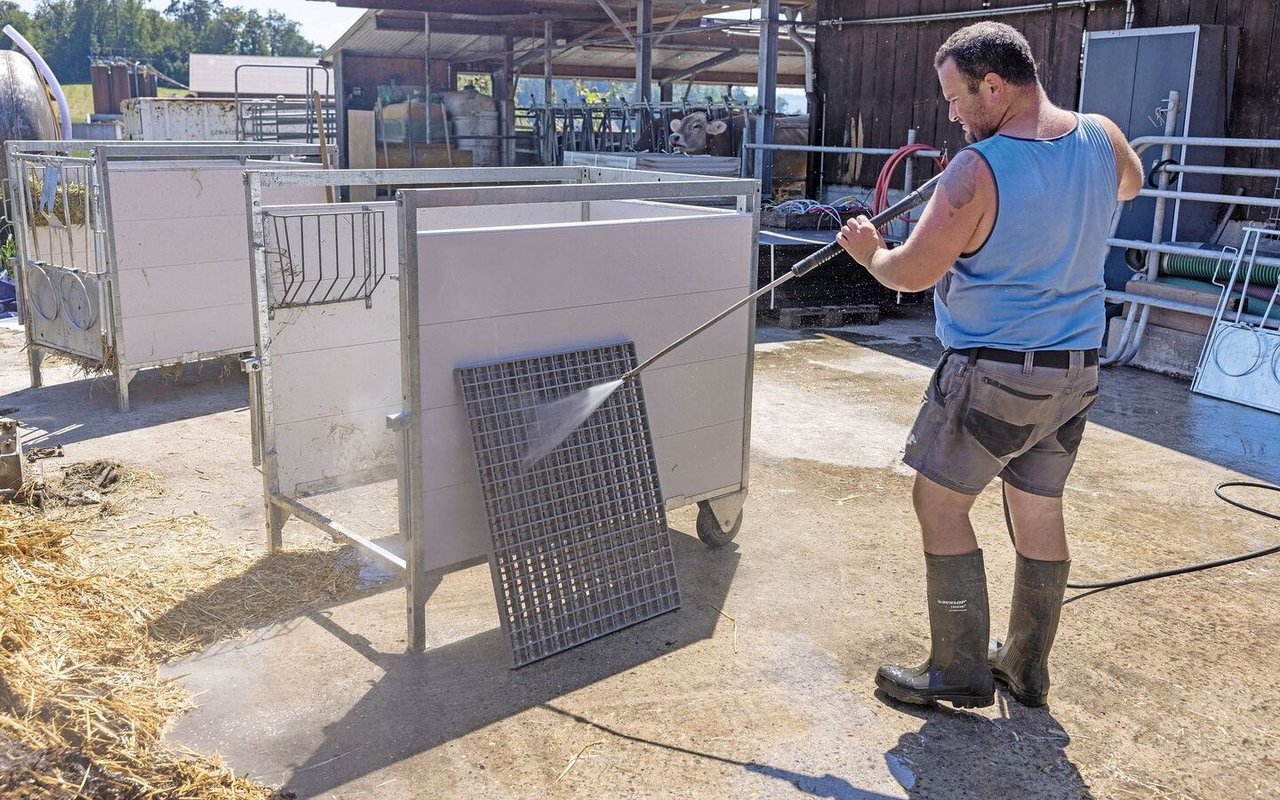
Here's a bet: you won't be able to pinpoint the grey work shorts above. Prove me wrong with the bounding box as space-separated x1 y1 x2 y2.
903 350 1100 497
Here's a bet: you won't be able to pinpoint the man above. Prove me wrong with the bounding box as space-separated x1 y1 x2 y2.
836 21 1143 709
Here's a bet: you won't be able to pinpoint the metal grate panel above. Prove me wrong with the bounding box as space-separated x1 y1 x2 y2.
456 342 680 667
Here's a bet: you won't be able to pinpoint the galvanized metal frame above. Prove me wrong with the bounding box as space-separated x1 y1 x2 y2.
4 149 103 380
245 165 759 652
1103 136 1280 367
4 140 324 411
1191 226 1280 413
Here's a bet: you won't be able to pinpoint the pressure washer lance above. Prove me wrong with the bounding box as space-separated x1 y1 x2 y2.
519 172 945 473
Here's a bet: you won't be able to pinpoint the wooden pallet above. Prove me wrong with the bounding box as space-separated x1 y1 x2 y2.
776 304 880 329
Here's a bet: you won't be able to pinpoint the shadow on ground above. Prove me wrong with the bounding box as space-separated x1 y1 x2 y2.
147 545 379 657
245 529 896 799
1 360 249 447
877 691 1093 799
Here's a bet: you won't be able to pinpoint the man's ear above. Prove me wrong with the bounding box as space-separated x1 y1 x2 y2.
983 72 1003 95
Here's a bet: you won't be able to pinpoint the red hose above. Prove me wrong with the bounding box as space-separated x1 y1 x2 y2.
872 144 947 225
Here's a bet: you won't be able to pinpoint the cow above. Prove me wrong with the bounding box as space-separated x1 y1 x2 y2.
667 110 810 157
667 110 810 189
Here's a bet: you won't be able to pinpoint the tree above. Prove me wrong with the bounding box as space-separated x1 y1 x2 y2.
7 0 320 85
165 0 222 38
0 2 39 50
265 11 316 57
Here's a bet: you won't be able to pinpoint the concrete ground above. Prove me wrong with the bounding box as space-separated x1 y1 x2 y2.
3 309 1278 800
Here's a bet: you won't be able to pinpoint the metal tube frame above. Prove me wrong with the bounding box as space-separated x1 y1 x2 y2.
5 145 114 397
5 140 324 411
1103 133 1280 366
233 64 332 143
743 142 944 157
246 165 758 652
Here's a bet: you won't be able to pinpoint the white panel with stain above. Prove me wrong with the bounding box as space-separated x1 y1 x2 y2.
275 406 401 496
115 259 246 318
112 215 249 273
266 245 401 488
269 339 401 426
121 302 252 363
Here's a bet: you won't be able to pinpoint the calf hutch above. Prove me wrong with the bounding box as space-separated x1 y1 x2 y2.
3 141 326 411
244 165 759 658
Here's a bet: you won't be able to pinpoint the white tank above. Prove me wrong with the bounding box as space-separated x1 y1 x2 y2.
0 50 57 142
441 86 499 167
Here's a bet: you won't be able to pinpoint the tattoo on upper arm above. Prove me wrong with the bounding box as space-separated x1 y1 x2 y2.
940 155 978 215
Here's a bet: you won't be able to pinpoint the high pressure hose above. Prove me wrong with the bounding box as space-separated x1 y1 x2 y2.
872 144 947 222
1001 482 1280 604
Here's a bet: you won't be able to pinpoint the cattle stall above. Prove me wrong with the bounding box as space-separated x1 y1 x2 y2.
244 165 759 656
3 141 327 411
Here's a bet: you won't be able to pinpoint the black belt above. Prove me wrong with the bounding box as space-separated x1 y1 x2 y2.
950 347 1099 369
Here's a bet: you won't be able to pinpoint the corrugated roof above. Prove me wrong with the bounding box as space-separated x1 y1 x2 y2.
323 9 810 87
189 54 334 96
326 11 509 62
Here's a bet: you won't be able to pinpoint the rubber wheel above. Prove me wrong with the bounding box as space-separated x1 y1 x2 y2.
696 501 742 548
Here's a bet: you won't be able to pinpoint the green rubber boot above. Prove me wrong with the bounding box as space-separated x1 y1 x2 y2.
989 555 1071 707
876 550 995 709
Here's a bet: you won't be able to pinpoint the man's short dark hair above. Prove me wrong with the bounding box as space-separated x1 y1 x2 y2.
935 22 1039 90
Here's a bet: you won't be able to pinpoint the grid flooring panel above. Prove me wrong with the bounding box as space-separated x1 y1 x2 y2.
456 342 680 667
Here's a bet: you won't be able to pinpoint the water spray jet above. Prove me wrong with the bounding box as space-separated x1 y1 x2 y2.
519 172 944 472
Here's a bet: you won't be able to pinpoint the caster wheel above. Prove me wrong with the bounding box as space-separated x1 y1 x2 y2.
696 501 742 548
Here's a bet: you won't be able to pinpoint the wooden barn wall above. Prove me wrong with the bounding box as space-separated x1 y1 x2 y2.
814 0 1280 190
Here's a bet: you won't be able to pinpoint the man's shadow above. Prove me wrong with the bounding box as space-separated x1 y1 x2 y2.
877 691 1095 799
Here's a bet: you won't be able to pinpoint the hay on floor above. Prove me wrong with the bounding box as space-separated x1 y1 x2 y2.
1 461 364 797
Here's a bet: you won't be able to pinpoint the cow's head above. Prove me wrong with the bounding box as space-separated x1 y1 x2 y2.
668 111 727 154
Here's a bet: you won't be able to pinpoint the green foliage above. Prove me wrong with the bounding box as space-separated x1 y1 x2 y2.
0 2 38 46
3 0 320 84
455 72 493 96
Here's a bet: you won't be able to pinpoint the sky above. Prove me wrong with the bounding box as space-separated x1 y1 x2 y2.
10 0 366 49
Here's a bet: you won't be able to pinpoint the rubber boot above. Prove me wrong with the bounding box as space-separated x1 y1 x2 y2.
875 550 995 709
989 555 1071 707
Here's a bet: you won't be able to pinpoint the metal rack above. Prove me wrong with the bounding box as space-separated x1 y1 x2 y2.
262 206 387 309
1192 227 1280 413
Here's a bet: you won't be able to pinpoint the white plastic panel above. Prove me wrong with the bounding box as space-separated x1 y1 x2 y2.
122 304 253 366
417 290 750 411
413 208 754 572
267 206 402 495
105 159 323 366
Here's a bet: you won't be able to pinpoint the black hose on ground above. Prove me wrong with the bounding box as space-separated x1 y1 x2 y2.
1000 481 1280 605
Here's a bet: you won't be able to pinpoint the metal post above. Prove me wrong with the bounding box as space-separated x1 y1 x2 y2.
397 189 427 652
1146 91 1182 279
244 172 290 551
636 0 653 104
754 0 780 197
903 128 916 195
500 36 516 166
423 13 433 145
544 20 555 165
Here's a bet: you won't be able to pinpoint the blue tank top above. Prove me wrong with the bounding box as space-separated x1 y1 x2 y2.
934 114 1118 350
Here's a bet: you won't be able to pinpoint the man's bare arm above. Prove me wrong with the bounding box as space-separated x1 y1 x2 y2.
837 150 993 292
1089 114 1144 201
